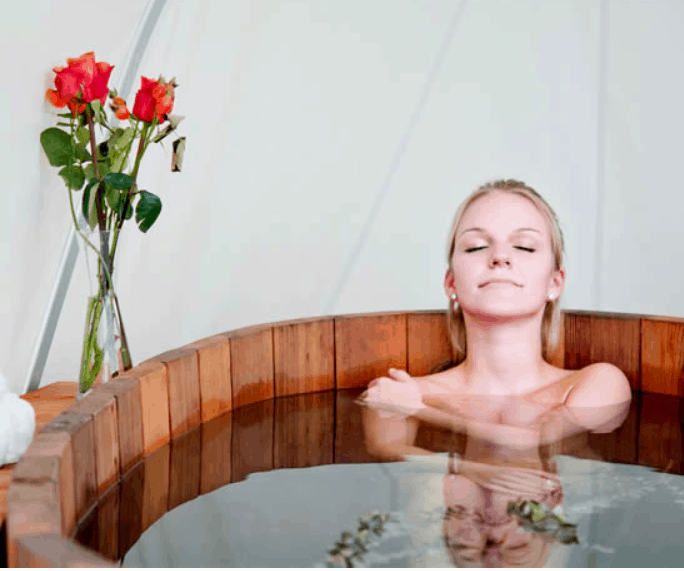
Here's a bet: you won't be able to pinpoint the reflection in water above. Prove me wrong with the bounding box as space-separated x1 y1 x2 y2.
355 367 632 567
74 388 684 568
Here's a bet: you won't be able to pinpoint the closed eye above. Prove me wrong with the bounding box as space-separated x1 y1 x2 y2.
465 246 536 253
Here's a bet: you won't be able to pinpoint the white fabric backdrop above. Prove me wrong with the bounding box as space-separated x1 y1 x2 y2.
2 0 683 395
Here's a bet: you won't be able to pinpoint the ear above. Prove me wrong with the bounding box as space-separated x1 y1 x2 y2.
444 268 455 297
549 267 565 300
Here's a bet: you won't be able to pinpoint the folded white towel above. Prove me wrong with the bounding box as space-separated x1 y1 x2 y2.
0 370 36 467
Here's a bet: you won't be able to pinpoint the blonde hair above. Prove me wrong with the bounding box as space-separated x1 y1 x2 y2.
445 179 565 365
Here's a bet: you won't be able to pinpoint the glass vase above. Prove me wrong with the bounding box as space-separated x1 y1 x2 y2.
77 289 120 400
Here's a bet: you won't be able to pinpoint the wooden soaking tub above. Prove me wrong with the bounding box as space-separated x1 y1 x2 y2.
5 309 684 567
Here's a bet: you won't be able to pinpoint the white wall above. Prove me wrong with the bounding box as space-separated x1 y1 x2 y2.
2 0 683 395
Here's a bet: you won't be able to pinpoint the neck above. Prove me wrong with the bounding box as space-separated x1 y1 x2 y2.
461 309 549 394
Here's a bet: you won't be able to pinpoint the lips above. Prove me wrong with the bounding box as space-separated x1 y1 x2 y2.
479 279 521 288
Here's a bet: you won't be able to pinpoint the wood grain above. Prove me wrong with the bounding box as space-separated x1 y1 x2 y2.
335 313 407 389
564 312 641 391
231 400 274 483
274 319 335 396
200 413 232 496
93 378 144 476
7 481 61 568
16 431 76 537
229 327 274 408
16 534 115 567
274 392 335 469
41 412 97 523
168 426 201 511
70 392 120 496
135 361 171 455
186 335 233 423
407 312 453 377
148 347 201 438
142 443 170 533
641 318 684 396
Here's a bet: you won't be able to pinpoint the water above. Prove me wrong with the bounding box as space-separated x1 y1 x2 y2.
74 390 684 567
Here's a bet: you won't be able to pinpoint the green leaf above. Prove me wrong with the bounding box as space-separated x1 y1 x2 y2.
57 112 75 119
135 190 162 233
103 172 134 190
84 163 95 180
76 126 90 146
75 144 91 163
98 158 111 178
82 179 100 230
114 127 135 150
107 128 125 148
40 127 73 167
105 185 121 211
90 100 102 116
58 165 85 190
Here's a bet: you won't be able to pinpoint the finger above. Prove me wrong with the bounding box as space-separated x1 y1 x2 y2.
388 368 412 382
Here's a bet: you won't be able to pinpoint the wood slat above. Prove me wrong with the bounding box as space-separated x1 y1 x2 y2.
564 312 641 391
134 361 171 455
168 426 201 512
70 392 120 496
641 318 684 396
119 461 144 559
231 400 274 483
186 335 233 423
92 378 144 476
407 312 453 377
229 327 274 408
142 443 170 533
335 313 407 389
41 412 97 523
200 413 232 496
274 319 335 397
16 432 76 537
148 347 201 438
7 481 62 568
16 534 115 568
638 393 684 474
274 392 335 469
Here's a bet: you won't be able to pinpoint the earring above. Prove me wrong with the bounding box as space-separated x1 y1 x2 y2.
548 295 554 301
450 293 457 301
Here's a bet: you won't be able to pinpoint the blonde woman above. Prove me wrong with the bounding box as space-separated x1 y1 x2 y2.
359 179 632 566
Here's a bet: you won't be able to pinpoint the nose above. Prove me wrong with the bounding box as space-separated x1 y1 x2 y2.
489 252 511 268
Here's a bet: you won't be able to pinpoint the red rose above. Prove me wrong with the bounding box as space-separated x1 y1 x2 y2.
132 76 176 123
46 51 113 116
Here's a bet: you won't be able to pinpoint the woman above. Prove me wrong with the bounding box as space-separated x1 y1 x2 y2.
359 179 632 566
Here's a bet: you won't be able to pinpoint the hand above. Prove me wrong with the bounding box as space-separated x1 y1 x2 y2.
358 368 425 419
463 462 561 503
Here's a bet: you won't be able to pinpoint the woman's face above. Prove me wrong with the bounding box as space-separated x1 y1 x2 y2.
445 192 564 317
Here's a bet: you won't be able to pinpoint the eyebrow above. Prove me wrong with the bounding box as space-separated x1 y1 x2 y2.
458 227 541 237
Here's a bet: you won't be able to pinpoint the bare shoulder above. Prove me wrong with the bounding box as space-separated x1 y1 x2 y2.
566 362 632 406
